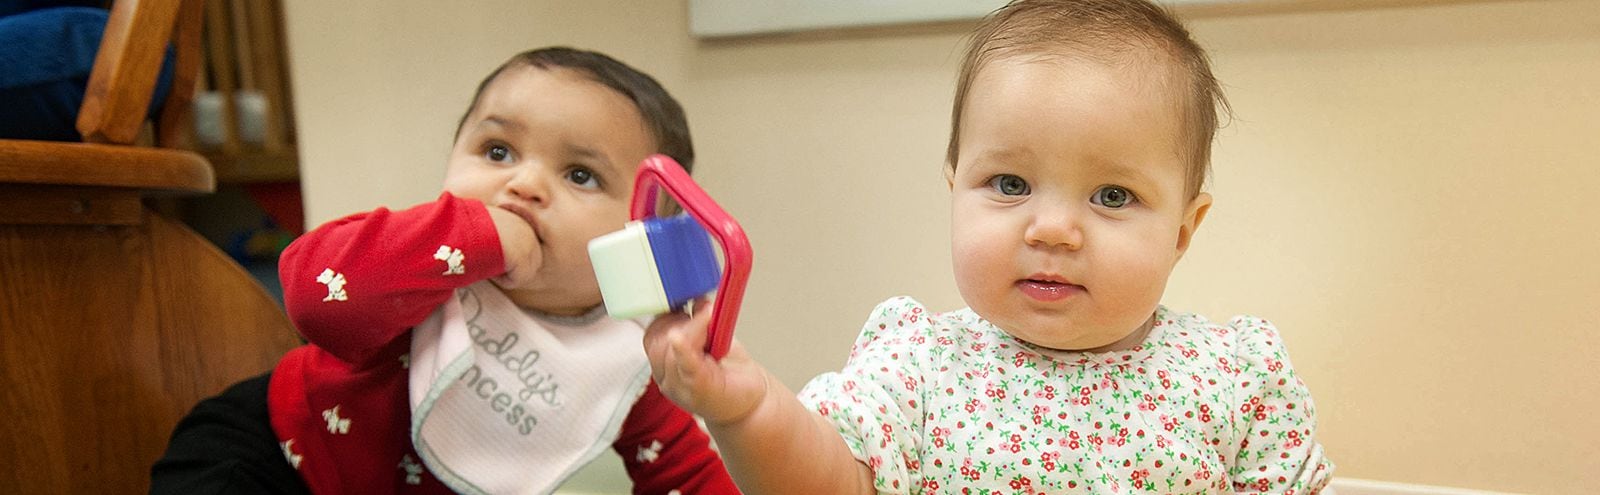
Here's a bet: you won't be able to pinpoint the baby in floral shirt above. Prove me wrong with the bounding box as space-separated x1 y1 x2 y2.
643 0 1333 493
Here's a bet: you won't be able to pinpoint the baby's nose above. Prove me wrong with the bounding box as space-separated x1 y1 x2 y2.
506 167 550 204
1025 207 1083 250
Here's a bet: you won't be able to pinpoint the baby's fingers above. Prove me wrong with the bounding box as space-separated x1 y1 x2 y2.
643 304 713 390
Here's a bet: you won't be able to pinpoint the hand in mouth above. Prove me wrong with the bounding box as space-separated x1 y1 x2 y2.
498 202 542 243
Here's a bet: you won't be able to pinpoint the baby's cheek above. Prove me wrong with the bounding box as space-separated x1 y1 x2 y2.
948 242 987 282
949 244 1005 310
1095 251 1171 322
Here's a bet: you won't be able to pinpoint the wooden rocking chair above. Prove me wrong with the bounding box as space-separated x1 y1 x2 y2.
0 0 302 491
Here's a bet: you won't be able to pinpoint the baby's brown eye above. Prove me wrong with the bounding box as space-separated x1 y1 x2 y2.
567 168 600 189
1092 186 1135 208
485 145 511 162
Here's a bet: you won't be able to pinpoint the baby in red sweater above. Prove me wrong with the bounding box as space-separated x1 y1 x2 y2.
267 47 738 495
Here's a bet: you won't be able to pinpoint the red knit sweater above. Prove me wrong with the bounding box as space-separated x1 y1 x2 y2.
268 193 739 494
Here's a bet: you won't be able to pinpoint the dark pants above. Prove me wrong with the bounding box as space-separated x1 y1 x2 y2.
149 373 310 495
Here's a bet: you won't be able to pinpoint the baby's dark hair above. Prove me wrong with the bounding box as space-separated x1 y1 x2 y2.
948 0 1230 199
455 47 695 173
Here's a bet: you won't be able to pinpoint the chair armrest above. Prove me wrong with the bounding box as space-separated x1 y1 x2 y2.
0 139 213 193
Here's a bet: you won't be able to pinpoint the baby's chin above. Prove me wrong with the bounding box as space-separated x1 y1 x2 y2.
992 317 1150 354
497 284 603 318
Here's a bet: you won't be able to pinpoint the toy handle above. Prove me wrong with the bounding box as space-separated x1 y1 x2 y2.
630 155 751 360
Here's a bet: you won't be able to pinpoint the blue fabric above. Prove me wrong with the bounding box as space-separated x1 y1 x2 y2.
0 6 174 141
0 0 105 18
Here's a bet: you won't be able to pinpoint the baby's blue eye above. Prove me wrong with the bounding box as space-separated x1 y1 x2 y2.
485 144 512 163
567 167 600 189
987 174 1029 196
1091 186 1135 208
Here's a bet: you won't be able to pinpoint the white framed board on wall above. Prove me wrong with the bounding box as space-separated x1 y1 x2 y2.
687 0 1261 38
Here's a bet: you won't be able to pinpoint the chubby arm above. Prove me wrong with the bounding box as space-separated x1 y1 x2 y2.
280 192 539 366
645 304 875 495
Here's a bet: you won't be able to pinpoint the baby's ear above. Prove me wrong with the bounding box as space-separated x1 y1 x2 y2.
944 166 956 190
1176 192 1212 258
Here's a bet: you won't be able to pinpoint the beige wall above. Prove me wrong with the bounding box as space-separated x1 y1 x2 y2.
282 1 1599 493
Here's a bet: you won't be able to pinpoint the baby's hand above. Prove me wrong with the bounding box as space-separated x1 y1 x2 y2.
644 300 770 426
487 207 542 288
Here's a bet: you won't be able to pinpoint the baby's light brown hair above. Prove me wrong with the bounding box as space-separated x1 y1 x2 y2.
946 0 1230 200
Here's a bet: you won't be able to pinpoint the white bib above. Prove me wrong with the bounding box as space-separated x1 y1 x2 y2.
409 282 651 495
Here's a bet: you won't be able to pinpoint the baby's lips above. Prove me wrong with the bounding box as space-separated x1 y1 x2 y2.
497 202 542 240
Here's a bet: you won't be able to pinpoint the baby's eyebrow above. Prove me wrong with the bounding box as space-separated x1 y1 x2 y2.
975 147 1036 166
474 115 526 134
566 144 616 172
1108 166 1151 184
1090 158 1156 185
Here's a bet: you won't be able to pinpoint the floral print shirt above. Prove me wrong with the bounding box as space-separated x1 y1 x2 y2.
798 297 1333 494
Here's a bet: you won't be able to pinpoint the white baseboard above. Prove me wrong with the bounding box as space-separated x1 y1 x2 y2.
1331 478 1523 495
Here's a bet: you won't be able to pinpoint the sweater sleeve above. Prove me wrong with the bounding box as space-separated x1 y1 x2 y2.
796 296 931 494
613 382 741 494
279 192 505 367
1225 316 1334 494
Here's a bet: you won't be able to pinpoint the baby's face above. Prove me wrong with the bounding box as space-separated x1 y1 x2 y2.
948 55 1210 351
443 65 656 316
